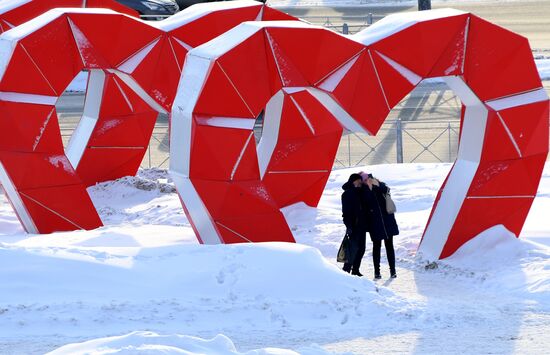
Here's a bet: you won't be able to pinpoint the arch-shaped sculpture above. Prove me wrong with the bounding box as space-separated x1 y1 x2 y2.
0 2 296 234
0 0 139 33
171 10 548 259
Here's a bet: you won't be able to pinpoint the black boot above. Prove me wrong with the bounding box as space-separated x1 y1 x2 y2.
343 264 351 273
352 270 363 277
390 269 397 278
374 270 381 279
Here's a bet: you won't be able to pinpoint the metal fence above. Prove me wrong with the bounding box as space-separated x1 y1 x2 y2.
60 80 549 171
335 120 460 168
109 118 461 171
300 14 380 34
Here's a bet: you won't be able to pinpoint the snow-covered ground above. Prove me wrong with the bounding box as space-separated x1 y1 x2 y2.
1 162 549 353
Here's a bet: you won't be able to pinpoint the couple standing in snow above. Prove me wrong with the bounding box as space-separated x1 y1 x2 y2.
341 172 399 279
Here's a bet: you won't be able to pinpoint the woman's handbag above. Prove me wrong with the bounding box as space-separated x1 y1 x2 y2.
337 233 352 263
385 189 397 214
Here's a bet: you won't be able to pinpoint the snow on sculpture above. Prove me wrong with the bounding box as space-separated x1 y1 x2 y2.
0 0 139 33
171 10 548 258
0 2 296 233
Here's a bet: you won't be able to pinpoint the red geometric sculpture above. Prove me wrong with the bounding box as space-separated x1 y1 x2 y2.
0 2 296 233
0 0 138 33
0 4 547 260
171 9 548 258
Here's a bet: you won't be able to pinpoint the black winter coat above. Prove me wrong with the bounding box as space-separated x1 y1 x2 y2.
362 182 399 241
341 181 368 233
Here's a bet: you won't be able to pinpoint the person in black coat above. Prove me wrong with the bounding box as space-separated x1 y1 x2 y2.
341 173 368 276
360 172 399 279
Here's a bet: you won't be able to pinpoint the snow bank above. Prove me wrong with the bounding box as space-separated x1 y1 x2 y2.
0 168 411 350
1 163 550 352
442 225 550 297
48 331 329 355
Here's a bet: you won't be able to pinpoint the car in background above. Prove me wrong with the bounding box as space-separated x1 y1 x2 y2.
114 0 179 19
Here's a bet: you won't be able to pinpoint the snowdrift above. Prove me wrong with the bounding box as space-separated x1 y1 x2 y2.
47 331 329 355
1 163 549 353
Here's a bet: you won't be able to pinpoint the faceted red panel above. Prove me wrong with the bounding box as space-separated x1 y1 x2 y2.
265 27 364 85
169 6 262 48
372 14 468 77
0 0 138 35
0 152 81 190
369 50 416 109
189 124 258 181
216 212 294 244
464 15 542 101
468 154 546 197
263 172 331 208
218 31 272 116
192 180 279 219
20 15 83 95
496 101 549 157
194 62 255 118
479 111 524 162
0 102 62 153
428 19 469 77
0 44 59 96
328 51 390 134
77 148 147 186
261 7 298 21
144 36 184 110
289 91 343 136
20 184 102 233
440 196 534 259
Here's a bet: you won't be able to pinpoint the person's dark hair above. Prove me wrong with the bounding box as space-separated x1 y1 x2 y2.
348 173 362 183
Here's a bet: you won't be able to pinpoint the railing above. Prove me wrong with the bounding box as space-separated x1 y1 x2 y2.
299 14 380 34
335 120 460 168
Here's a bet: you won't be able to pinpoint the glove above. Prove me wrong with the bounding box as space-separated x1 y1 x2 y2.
346 228 352 235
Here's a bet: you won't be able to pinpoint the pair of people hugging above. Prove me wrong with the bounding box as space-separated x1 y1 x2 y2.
341 172 399 279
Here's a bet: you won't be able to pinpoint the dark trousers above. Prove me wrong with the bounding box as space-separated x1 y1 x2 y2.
343 230 366 273
372 235 396 274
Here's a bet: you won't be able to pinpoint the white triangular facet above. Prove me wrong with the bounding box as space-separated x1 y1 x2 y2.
375 50 421 85
318 54 360 92
118 37 161 74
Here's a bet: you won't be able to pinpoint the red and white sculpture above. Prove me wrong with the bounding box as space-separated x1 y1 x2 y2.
171 9 548 258
0 4 546 260
0 2 295 233
0 0 139 33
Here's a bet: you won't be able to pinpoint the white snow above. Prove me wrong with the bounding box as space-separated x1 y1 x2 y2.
156 0 262 32
1 162 550 353
0 0 31 16
352 8 466 46
47 331 330 355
